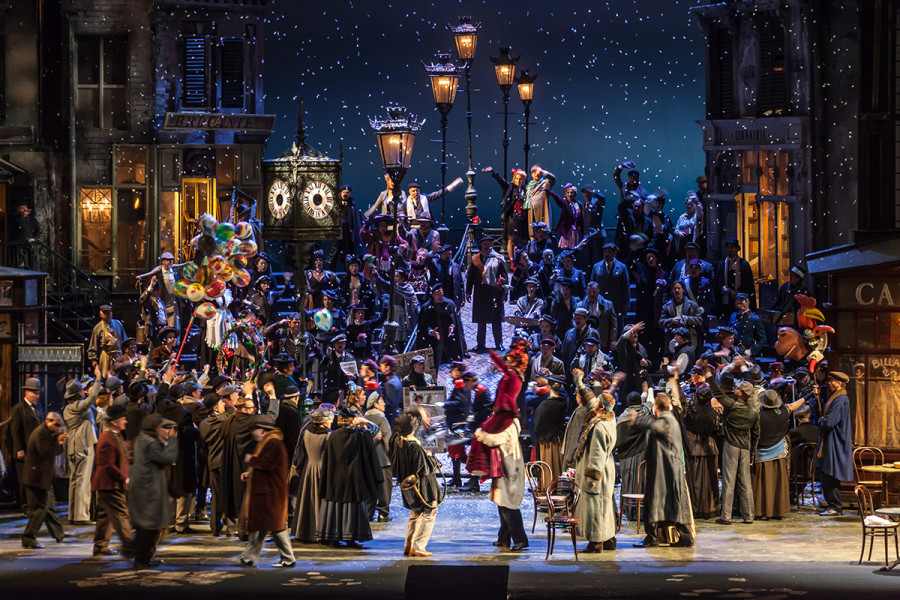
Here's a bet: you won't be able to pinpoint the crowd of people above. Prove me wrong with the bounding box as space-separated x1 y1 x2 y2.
1 159 853 564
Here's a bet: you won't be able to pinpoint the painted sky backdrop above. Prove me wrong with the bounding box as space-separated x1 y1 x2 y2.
264 0 707 228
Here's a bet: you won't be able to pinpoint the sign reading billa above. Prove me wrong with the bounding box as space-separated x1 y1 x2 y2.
163 113 276 131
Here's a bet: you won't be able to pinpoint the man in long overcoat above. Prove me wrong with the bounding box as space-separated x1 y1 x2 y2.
814 371 853 516
630 392 694 548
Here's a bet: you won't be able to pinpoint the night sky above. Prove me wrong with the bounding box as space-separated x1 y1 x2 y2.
264 0 707 229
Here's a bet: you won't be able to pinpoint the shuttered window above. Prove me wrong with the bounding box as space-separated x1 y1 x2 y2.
183 36 209 108
220 38 244 109
707 26 735 119
758 17 788 116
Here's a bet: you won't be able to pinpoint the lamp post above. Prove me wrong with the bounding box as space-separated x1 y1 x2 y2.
450 16 481 247
490 47 519 175
516 69 537 170
423 52 460 233
369 106 424 354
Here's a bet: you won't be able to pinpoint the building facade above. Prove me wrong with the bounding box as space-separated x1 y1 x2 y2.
1 0 271 292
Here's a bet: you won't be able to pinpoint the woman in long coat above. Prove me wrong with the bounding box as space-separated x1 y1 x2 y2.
573 378 618 553
753 389 805 520
471 348 529 552
292 408 333 542
390 412 441 557
239 416 295 568
682 384 720 519
128 414 179 568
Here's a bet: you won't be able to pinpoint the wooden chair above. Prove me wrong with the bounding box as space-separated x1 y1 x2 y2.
790 442 818 508
855 484 900 566
854 447 886 508
526 461 567 534
618 460 647 534
545 479 581 560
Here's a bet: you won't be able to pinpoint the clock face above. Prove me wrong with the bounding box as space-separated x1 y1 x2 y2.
268 179 292 220
302 180 334 220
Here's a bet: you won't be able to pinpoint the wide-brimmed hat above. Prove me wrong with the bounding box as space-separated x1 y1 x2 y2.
761 389 783 409
157 326 179 343
23 378 43 392
272 352 295 365
65 378 86 400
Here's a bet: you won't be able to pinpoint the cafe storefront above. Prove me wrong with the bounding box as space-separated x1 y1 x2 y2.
808 237 900 451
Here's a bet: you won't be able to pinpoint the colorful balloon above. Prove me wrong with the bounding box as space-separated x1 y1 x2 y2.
199 214 218 236
209 255 226 273
314 308 333 331
226 239 241 256
186 283 206 302
235 221 253 239
220 264 234 281
215 222 235 242
174 279 191 298
182 263 198 282
205 279 226 298
194 302 217 320
232 268 252 287
195 265 213 286
229 254 247 269
199 235 217 256
237 240 258 257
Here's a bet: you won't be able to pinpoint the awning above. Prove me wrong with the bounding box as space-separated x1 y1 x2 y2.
806 234 900 274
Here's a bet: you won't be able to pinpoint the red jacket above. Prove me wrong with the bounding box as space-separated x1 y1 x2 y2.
91 429 130 491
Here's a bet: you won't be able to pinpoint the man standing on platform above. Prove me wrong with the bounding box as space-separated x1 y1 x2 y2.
466 235 507 353
87 305 128 373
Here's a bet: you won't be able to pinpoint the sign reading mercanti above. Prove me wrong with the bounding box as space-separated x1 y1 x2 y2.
162 113 276 131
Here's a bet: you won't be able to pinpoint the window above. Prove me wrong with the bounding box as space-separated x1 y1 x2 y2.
757 17 788 116
75 36 127 130
736 193 791 288
79 188 113 272
707 25 735 119
183 36 210 108
220 38 244 109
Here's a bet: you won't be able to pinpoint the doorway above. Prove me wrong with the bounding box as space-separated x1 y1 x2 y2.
178 178 217 261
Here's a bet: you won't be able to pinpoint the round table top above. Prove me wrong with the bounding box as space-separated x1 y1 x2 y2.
859 465 900 474
875 507 900 516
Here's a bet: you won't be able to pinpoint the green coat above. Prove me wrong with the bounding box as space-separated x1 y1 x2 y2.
128 433 179 530
574 417 617 543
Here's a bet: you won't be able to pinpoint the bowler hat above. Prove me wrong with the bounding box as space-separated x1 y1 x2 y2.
106 404 127 421
168 384 185 400
284 385 301 399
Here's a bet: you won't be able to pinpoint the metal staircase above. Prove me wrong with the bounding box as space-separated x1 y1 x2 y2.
11 242 110 343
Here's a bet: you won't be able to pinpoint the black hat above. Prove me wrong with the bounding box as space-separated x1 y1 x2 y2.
724 237 740 248
168 384 185 401
438 243 454 254
340 184 352 192
602 242 617 251
371 214 396 225
65 378 87 400
272 352 295 365
208 374 232 390
539 314 556 325
558 249 576 262
478 235 494 244
626 391 642 407
322 288 341 301
330 333 348 344
158 326 179 343
644 246 660 258
627 170 640 178
684 242 700 251
202 392 221 412
346 254 361 266
284 385 301 399
583 336 600 345
251 415 278 431
349 304 368 312
430 282 444 293
106 404 127 421
254 275 271 289
672 327 691 339
719 372 736 391
557 276 574 287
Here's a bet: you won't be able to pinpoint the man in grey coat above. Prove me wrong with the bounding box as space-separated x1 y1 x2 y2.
128 413 179 569
63 369 102 524
629 391 694 548
365 391 393 523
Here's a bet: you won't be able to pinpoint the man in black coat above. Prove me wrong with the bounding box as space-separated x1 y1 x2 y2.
199 392 232 537
426 244 465 312
9 378 44 510
416 283 466 364
545 277 579 334
21 412 66 548
590 243 630 334
714 237 756 322
155 382 200 534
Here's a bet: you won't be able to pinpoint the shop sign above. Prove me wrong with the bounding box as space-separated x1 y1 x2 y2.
163 113 276 131
836 278 900 308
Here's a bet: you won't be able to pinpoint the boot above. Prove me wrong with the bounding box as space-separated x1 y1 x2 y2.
461 477 480 492
449 459 463 487
601 537 617 551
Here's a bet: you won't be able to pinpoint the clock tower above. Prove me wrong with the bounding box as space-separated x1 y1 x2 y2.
262 100 342 243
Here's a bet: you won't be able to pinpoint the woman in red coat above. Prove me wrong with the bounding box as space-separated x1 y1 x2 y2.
238 415 295 568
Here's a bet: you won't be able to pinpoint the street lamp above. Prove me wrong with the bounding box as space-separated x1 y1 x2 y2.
423 52 460 231
369 106 425 353
449 16 481 249
490 47 519 175
516 69 537 170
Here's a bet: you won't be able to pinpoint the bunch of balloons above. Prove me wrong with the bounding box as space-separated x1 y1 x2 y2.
173 213 258 320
